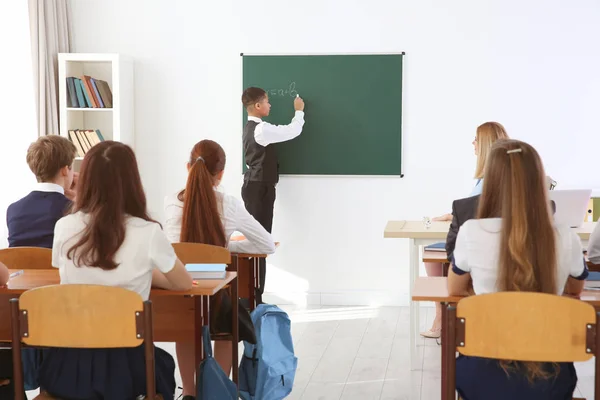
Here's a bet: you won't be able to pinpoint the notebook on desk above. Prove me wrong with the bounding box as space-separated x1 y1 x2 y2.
424 242 446 252
185 263 227 279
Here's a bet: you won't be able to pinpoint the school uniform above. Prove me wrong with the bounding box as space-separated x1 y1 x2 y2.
5 182 71 392
41 212 177 400
164 190 275 255
7 183 71 248
242 112 304 302
452 218 589 400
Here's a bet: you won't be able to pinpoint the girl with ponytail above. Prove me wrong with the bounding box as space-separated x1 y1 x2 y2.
164 139 275 398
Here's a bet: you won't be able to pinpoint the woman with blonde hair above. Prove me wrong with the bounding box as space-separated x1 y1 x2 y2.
422 122 509 338
449 139 586 399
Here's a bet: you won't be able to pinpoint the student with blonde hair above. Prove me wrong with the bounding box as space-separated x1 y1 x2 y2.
422 122 509 338
449 139 587 399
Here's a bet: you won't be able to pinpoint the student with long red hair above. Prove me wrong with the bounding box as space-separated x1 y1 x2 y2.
164 139 275 399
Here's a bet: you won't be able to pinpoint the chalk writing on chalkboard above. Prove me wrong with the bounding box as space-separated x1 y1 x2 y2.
265 82 298 98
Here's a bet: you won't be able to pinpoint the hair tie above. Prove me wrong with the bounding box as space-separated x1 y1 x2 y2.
196 156 205 163
506 148 522 154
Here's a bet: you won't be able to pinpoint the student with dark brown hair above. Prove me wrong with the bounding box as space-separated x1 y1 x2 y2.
241 87 305 304
165 139 274 399
42 141 192 400
448 139 587 399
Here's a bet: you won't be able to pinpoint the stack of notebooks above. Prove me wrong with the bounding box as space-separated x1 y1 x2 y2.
585 271 600 290
185 263 227 280
68 129 105 158
424 242 447 252
66 76 113 108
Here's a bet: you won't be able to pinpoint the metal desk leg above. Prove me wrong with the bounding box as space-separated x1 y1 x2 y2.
409 238 421 370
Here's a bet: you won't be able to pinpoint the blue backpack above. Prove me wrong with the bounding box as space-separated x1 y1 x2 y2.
239 304 298 400
197 326 237 400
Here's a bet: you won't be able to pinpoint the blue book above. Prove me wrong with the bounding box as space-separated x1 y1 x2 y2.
73 79 87 108
66 77 78 107
185 263 227 272
424 242 446 252
95 129 105 141
587 272 600 281
77 78 93 107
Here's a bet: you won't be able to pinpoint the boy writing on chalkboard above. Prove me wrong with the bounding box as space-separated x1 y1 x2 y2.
241 87 305 304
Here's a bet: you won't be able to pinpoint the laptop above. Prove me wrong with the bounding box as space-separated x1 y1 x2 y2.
548 189 592 228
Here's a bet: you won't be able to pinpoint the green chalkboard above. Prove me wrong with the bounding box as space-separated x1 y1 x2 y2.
242 54 404 176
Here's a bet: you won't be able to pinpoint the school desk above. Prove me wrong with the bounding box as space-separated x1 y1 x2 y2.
0 269 239 384
384 220 597 370
412 276 600 400
230 236 280 311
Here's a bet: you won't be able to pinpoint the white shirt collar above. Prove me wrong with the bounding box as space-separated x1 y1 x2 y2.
34 182 65 195
248 116 262 123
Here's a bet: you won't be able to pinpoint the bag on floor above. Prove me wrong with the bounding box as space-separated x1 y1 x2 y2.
197 326 237 400
239 304 297 400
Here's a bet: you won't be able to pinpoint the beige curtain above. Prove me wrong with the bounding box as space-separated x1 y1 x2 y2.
28 0 70 136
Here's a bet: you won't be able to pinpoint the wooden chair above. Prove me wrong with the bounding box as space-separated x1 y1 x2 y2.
171 242 239 384
0 247 52 269
444 292 600 400
10 284 159 400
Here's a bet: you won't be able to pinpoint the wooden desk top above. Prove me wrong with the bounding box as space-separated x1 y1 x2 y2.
0 270 236 297
385 220 596 241
412 276 600 307
384 220 450 239
230 235 280 258
422 250 450 263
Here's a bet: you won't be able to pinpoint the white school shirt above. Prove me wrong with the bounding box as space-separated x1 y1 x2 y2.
453 218 588 295
163 190 276 254
52 212 177 300
249 111 305 147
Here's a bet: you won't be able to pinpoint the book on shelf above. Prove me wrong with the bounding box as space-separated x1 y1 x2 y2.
67 129 106 158
66 76 113 108
185 263 227 280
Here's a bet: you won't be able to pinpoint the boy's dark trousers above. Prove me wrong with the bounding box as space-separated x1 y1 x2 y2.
241 181 276 305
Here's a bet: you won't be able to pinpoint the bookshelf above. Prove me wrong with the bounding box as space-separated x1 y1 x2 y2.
58 53 134 162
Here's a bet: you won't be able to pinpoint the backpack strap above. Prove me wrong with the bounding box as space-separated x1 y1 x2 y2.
202 326 213 358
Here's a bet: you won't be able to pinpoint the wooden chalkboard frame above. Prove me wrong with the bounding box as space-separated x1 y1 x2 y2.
241 52 405 178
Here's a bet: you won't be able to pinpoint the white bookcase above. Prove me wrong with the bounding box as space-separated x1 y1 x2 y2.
58 53 134 162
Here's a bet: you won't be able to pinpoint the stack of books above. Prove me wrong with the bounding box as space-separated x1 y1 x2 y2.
585 271 600 290
185 263 227 280
68 129 105 158
66 76 113 108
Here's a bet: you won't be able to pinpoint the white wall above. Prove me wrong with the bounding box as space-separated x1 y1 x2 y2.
0 2 38 248
68 0 600 305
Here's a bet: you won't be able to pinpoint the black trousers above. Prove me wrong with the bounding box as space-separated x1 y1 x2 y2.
241 181 276 304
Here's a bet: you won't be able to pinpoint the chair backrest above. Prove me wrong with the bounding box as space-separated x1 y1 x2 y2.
10 284 156 400
455 292 595 362
0 247 52 269
172 242 231 265
13 284 146 348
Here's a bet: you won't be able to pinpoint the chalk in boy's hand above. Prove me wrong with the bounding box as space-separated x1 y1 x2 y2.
294 95 305 112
